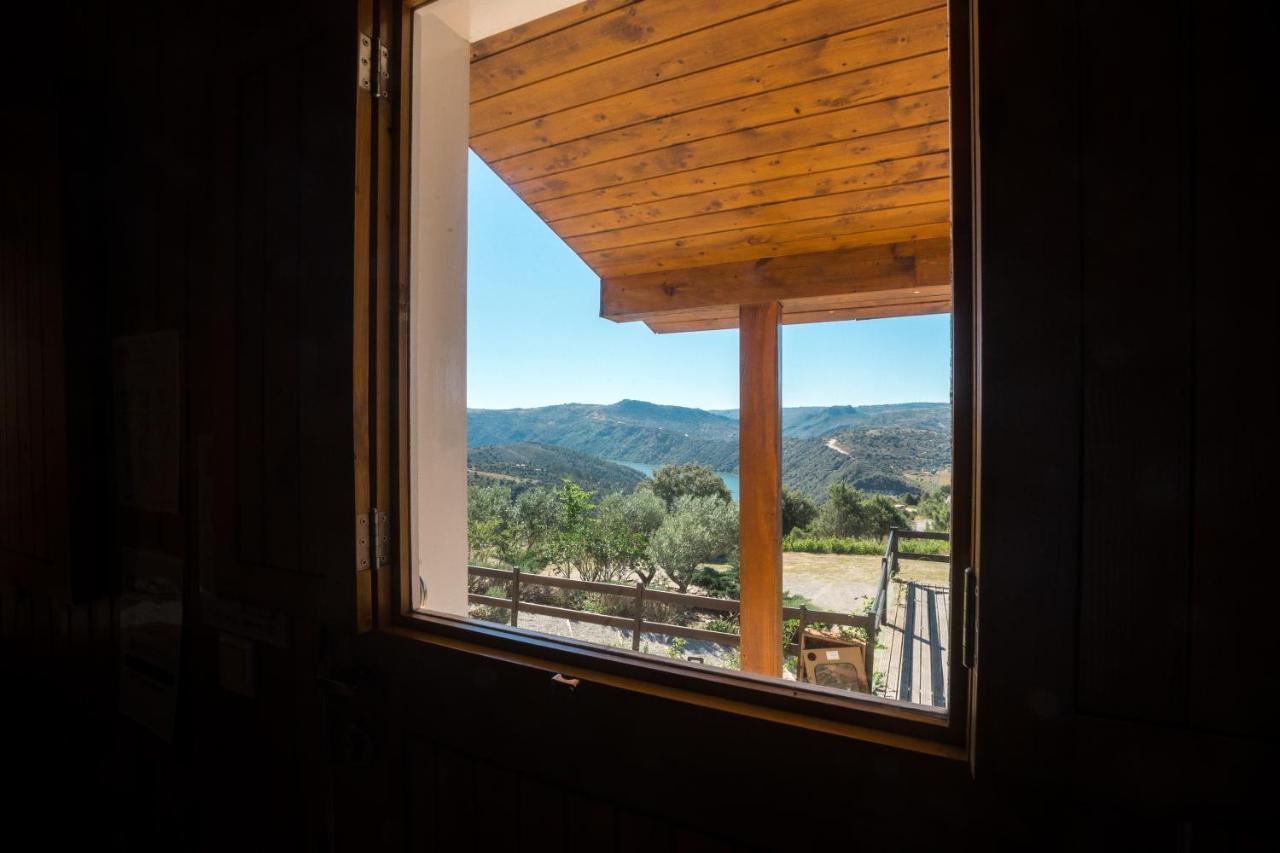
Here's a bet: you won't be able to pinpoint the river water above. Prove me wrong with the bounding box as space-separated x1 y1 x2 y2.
610 460 741 502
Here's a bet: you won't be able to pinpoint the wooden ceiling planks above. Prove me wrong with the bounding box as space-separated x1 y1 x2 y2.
471 7 948 163
468 0 951 331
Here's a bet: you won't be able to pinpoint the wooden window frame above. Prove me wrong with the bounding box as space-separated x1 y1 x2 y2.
370 0 979 757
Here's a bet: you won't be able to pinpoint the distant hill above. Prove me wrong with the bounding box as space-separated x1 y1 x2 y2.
468 399 739 471
712 403 951 438
467 442 647 496
782 422 952 497
469 400 951 499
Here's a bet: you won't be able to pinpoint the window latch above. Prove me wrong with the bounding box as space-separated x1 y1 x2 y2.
550 673 580 691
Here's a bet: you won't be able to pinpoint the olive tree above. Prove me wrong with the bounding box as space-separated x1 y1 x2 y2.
594 489 666 584
642 463 731 511
647 494 738 592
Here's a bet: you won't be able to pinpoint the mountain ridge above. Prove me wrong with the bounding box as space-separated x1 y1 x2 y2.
467 400 950 499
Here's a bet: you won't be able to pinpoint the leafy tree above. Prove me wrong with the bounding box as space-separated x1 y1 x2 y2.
642 463 731 511
918 485 951 532
811 482 908 539
863 493 908 539
595 490 666 584
647 494 738 592
546 478 596 578
811 482 864 538
781 487 817 535
467 485 514 565
510 486 559 564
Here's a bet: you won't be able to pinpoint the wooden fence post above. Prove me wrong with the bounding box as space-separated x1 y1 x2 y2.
889 528 899 579
632 582 645 651
795 605 809 677
878 556 889 623
865 621 876 690
511 566 521 627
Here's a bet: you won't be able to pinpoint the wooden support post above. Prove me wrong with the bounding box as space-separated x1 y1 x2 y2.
739 302 783 677
511 566 521 627
632 582 645 651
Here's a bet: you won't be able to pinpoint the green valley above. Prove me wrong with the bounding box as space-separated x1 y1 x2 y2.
467 400 950 501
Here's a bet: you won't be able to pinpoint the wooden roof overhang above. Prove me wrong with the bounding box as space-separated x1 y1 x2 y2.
468 0 951 332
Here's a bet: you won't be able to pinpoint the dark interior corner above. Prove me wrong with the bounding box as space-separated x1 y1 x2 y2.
2 1 1275 850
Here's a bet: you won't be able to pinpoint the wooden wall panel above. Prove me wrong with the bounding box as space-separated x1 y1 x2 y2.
262 59 304 573
1187 3 1275 738
237 60 305 574
972 0 1082 782
386 631 972 852
1 95 75 594
237 69 269 567
229 33 353 582
297 31 359 584
1076 1 1192 724
0 163 48 563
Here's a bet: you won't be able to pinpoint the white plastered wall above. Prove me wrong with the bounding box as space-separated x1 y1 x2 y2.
410 0 581 615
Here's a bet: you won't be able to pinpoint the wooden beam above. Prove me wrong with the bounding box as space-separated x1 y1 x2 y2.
637 284 949 329
645 298 950 333
601 237 948 323
739 302 783 678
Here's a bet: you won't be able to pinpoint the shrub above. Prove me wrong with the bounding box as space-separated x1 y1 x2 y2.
782 532 949 556
782 534 883 555
706 616 739 635
691 564 739 598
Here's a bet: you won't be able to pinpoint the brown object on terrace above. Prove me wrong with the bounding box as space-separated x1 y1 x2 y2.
469 0 952 333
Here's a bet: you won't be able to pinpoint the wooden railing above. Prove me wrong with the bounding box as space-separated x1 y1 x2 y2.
873 527 950 630
467 565 878 675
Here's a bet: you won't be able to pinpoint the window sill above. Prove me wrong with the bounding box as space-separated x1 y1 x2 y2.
381 609 966 761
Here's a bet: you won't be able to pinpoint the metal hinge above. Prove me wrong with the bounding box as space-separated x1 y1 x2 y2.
355 512 370 571
373 508 389 568
962 566 977 669
357 33 391 98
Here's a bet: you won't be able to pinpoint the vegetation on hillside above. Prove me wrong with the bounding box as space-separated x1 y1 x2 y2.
916 485 951 531
467 400 951 499
468 399 740 470
467 441 646 497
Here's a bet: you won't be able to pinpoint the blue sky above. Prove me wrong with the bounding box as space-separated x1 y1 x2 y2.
467 151 950 411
